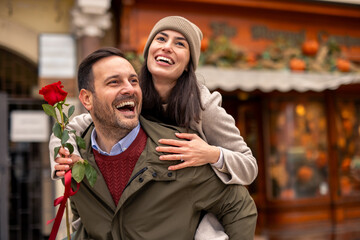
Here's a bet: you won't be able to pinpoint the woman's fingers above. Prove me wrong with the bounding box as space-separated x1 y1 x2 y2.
56 170 66 177
54 147 83 177
174 132 198 140
58 147 70 156
157 132 220 170
55 156 73 164
168 161 193 171
156 145 184 154
54 162 71 171
158 138 184 147
159 154 185 161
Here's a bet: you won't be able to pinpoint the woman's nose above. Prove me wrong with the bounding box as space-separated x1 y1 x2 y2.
162 41 173 52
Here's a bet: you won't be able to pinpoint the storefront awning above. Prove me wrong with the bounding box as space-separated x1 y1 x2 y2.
197 66 360 92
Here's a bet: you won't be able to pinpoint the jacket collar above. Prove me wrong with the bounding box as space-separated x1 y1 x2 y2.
78 116 191 211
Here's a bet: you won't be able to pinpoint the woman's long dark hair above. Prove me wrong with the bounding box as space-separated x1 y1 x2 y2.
140 61 203 129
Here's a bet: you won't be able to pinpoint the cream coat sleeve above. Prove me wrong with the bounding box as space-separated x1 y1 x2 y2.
193 85 258 185
49 113 93 179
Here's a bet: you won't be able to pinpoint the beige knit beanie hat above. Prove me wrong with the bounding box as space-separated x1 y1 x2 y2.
143 16 203 70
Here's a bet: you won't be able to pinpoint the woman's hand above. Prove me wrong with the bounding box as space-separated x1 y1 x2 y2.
54 147 81 177
156 133 220 171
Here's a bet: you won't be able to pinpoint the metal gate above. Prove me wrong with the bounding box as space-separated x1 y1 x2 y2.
0 92 9 240
7 98 49 240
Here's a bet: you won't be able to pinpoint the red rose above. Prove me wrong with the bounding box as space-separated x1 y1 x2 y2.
39 81 68 106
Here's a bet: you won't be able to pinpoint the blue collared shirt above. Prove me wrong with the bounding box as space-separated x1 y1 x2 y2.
91 123 141 156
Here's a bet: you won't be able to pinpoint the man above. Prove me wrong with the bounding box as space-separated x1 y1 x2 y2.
63 47 257 239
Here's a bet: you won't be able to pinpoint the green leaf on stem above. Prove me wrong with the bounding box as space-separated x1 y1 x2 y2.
53 123 62 139
42 104 56 118
68 105 75 118
64 143 74 154
61 130 70 145
85 163 97 187
76 136 86 149
63 113 68 125
54 146 61 160
69 130 76 135
72 162 85 183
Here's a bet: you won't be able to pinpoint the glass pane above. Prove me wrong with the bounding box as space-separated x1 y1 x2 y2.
268 99 329 200
237 103 259 196
335 99 360 196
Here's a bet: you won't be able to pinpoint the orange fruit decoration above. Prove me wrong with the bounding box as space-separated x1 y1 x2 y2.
336 58 351 72
297 166 313 182
246 52 257 66
201 37 209 52
289 58 306 71
302 39 319 56
341 157 352 172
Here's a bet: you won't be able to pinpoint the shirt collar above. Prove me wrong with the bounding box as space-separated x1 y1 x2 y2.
91 123 141 156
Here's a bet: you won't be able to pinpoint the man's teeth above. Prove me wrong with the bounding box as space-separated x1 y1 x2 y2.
116 101 135 108
156 56 174 65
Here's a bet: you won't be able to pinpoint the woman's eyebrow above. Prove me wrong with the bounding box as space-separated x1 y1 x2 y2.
158 32 169 38
158 31 187 43
176 36 187 41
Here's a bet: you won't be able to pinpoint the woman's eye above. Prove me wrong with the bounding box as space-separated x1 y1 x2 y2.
176 42 185 47
156 36 165 42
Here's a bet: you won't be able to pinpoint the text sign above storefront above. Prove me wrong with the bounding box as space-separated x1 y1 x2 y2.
39 34 76 78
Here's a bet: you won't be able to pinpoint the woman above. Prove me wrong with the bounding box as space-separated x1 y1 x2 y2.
50 16 257 239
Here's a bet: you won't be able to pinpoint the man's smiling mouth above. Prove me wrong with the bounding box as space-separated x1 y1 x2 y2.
116 101 135 112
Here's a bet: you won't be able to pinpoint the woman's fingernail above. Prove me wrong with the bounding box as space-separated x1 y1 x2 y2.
68 159 72 163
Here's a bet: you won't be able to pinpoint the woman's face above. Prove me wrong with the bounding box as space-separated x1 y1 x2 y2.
147 30 191 83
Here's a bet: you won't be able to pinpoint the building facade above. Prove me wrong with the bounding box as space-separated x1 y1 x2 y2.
1 0 360 239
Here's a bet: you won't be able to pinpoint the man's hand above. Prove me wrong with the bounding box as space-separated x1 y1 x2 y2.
54 147 81 177
156 133 220 171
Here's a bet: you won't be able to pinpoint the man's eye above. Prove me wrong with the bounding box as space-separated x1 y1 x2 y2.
130 79 139 84
108 80 118 85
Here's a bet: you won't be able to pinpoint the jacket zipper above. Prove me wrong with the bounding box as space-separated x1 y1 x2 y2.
122 167 148 193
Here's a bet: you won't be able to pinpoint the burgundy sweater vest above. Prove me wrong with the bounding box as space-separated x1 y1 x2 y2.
93 127 147 205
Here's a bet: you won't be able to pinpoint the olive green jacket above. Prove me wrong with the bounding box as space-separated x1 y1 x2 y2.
70 116 257 239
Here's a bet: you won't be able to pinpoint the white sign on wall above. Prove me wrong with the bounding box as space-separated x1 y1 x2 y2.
39 34 76 78
10 111 50 142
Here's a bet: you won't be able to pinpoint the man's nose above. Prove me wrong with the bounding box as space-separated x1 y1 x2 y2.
120 81 135 95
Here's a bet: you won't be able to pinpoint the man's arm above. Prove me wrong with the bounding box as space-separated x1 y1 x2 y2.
191 168 258 239
212 185 257 238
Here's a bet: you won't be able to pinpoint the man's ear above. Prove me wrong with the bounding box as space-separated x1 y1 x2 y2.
79 89 93 111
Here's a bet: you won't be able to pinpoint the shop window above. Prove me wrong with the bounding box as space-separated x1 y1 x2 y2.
237 102 260 196
335 99 360 196
268 99 329 200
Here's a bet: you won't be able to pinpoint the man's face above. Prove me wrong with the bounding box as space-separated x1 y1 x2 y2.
87 56 142 134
